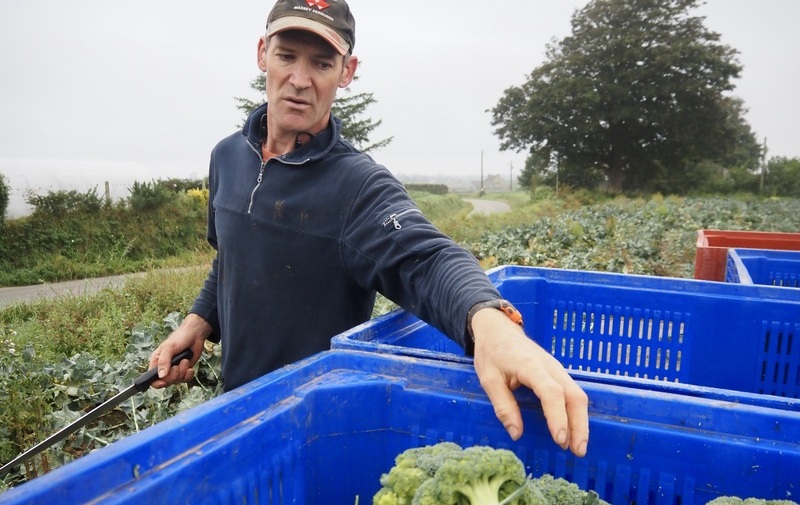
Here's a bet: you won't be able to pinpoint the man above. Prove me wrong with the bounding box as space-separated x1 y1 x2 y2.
150 0 588 457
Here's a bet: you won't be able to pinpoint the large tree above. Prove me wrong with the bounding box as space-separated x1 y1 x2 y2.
235 73 393 153
491 0 760 193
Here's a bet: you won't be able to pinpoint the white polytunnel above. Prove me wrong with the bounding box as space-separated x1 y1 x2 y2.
1 159 171 218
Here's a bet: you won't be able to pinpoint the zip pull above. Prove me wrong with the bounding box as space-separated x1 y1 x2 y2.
256 163 265 184
247 161 267 214
381 208 422 230
382 213 402 230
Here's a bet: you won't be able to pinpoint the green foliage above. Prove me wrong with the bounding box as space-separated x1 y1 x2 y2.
0 313 221 487
157 177 206 194
25 187 104 216
0 173 9 227
128 180 173 212
332 87 394 153
469 195 800 277
763 156 800 197
0 187 209 287
405 183 449 195
491 0 759 194
409 192 471 223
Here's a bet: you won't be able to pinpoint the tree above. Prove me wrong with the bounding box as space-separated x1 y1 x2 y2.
763 156 800 197
0 173 9 226
490 0 758 194
235 73 393 153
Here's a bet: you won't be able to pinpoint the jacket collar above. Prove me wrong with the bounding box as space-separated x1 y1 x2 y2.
243 103 342 164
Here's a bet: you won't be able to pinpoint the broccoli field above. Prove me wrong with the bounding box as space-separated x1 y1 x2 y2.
467 195 800 278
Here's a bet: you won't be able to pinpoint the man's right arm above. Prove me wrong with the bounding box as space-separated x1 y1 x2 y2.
148 313 213 389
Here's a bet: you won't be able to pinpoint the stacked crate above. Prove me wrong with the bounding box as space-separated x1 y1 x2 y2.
694 229 800 281
726 248 800 288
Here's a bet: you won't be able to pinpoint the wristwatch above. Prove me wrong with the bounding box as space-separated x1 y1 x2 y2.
467 299 524 342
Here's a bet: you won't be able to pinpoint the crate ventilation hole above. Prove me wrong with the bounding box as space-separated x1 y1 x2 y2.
549 306 684 382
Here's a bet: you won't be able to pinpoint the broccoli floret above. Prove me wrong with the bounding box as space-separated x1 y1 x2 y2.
412 445 529 505
706 497 798 505
527 474 608 505
373 442 608 505
373 442 464 505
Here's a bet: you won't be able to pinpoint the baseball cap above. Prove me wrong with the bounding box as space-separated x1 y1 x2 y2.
266 0 356 56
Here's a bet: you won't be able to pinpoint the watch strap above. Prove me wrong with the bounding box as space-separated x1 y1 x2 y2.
467 299 524 342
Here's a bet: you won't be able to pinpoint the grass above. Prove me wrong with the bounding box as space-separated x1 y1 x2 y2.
0 265 211 364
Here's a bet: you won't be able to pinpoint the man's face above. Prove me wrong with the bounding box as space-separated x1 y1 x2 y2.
258 31 356 142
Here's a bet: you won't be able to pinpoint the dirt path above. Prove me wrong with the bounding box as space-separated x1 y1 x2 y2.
0 273 145 308
463 198 512 216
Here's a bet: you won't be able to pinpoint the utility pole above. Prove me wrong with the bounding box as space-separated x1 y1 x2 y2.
479 150 485 196
509 161 513 191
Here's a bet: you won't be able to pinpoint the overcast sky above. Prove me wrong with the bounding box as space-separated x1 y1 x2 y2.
1 1 798 197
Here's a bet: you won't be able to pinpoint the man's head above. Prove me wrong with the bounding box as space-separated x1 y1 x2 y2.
257 0 358 153
266 0 355 56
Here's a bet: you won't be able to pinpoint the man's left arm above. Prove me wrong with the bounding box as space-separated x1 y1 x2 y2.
342 168 589 454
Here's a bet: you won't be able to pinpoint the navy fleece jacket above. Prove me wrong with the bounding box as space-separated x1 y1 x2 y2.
190 103 501 390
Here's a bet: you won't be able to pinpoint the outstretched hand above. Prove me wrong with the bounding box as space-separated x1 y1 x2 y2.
470 307 589 457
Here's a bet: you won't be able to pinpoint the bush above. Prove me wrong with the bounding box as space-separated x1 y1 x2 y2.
128 181 174 212
764 156 800 197
0 187 209 287
25 188 104 217
404 183 449 195
158 178 207 194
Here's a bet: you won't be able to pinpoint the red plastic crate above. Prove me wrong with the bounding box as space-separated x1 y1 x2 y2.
694 229 800 281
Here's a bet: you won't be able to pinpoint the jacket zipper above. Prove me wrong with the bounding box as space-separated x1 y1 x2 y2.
247 160 267 214
381 208 423 230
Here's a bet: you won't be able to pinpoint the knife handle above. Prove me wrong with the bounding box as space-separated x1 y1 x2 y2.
133 349 194 392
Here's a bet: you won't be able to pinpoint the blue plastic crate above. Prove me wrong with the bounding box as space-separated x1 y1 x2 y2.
332 266 800 408
1 350 798 505
727 248 800 288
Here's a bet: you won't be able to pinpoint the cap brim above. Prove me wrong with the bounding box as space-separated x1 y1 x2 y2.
267 16 350 55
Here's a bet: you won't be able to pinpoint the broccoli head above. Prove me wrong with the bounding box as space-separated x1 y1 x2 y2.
526 474 607 505
412 445 530 505
372 442 608 505
373 442 464 505
706 497 798 505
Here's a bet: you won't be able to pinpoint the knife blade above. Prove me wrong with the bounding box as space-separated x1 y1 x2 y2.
0 348 193 477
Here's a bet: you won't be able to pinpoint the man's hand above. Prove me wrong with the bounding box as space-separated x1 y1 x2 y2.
148 313 212 389
471 307 589 457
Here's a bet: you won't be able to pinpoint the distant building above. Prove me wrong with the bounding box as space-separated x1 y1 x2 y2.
471 173 508 192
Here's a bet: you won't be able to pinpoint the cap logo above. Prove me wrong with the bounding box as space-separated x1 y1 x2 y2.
306 0 329 9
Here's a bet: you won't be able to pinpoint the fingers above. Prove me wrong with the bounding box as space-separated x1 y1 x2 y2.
478 368 524 441
520 352 590 457
521 357 571 449
149 340 199 389
156 351 195 387
565 384 590 457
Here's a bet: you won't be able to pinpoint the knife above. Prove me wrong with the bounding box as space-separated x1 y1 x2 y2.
0 348 193 477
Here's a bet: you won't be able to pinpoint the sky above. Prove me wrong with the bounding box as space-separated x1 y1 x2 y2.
1 0 799 215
